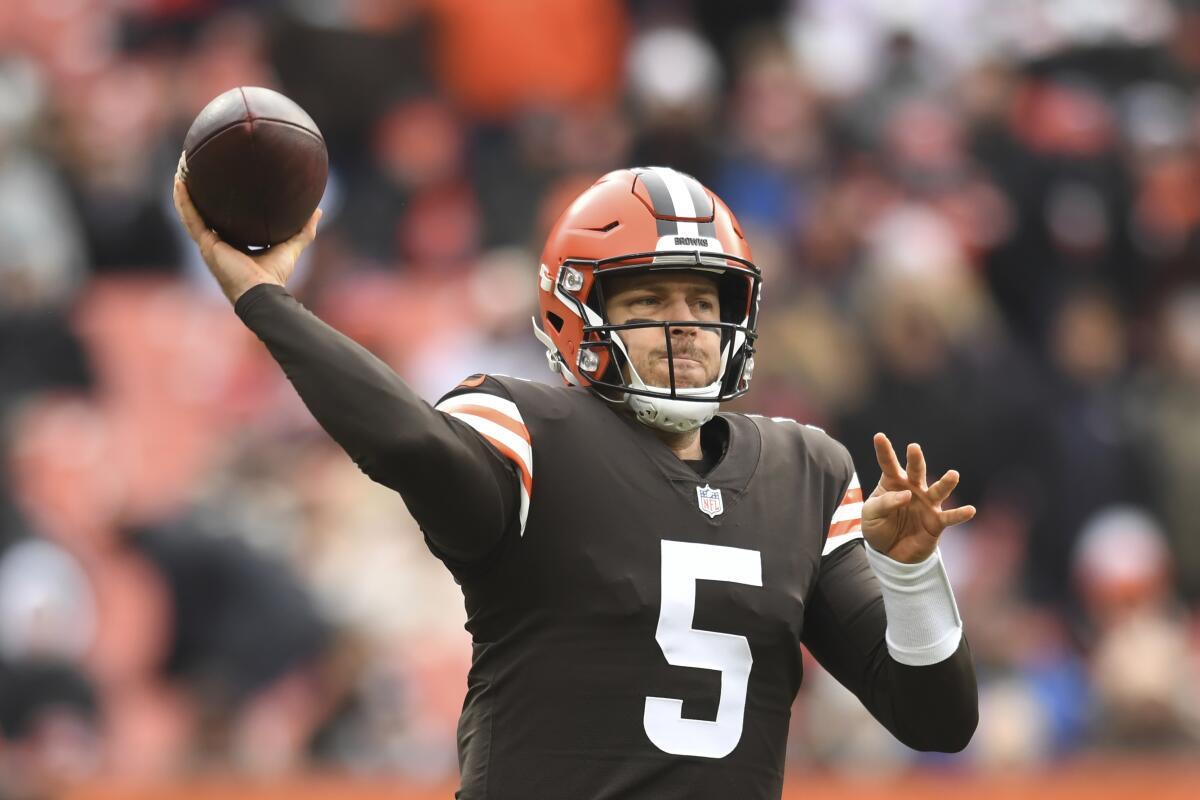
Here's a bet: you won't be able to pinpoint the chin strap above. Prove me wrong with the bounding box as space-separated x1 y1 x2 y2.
625 383 718 433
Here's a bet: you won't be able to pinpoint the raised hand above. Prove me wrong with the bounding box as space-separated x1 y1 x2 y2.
861 432 976 564
172 153 320 305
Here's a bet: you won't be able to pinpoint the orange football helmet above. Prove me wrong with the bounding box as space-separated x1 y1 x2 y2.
532 167 761 432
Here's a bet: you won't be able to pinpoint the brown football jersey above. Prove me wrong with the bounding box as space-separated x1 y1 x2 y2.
434 375 861 800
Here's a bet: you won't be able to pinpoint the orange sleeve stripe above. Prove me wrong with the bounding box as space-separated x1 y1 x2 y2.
480 434 533 495
456 374 488 389
451 404 530 443
827 518 862 538
840 487 863 505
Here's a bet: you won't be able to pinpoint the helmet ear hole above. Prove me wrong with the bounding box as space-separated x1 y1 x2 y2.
546 311 565 333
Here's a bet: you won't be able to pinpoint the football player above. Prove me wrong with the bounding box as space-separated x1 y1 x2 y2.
174 165 978 799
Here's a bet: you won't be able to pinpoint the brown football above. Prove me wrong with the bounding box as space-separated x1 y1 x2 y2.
182 87 327 250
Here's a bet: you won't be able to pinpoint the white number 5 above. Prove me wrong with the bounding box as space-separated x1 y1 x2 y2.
644 540 763 759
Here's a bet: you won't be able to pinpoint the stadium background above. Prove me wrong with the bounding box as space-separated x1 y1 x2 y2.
2 0 1200 797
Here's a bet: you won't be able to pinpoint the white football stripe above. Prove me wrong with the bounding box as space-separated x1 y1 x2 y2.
447 412 532 478
847 473 861 491
652 167 700 236
822 530 864 556
436 392 524 424
517 485 530 536
831 501 863 523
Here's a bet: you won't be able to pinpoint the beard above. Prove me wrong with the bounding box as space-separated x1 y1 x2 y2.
636 344 719 389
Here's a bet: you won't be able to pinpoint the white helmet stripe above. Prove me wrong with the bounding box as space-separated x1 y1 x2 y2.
650 167 700 237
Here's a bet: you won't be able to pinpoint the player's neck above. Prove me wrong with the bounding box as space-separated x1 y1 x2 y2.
653 428 702 461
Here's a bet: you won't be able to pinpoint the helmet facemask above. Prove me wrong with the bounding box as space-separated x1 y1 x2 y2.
550 250 761 433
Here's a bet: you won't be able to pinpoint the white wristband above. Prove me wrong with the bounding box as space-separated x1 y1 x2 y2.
864 544 963 667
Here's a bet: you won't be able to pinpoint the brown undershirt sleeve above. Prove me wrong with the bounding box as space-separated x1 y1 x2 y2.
800 539 979 752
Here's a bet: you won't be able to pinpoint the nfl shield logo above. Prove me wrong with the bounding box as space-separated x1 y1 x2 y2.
696 484 724 518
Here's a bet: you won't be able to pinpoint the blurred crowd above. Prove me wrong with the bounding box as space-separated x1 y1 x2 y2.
2 0 1200 795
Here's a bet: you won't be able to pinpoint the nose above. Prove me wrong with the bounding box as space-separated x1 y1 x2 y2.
665 295 700 335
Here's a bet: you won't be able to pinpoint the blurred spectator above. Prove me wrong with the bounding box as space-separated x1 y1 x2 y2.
834 203 1018 514
979 75 1140 346
0 659 101 800
126 517 334 773
626 24 723 180
1022 288 1149 605
714 41 826 237
472 102 633 252
269 1 433 162
0 57 87 310
1128 289 1200 603
0 535 95 664
338 97 467 265
4 396 337 775
0 309 92 417
55 57 184 274
1073 506 1200 751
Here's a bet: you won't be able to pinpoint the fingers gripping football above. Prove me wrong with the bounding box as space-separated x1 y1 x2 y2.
173 164 225 261
861 433 976 563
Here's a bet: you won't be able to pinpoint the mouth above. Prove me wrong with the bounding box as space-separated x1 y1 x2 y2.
659 358 705 376
657 354 703 365
655 357 708 388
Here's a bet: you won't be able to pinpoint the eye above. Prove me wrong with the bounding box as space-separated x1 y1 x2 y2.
632 295 660 307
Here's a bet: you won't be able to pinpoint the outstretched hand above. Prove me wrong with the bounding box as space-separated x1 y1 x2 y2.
172 153 321 305
860 433 976 564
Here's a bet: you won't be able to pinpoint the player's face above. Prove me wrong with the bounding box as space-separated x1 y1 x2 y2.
603 272 722 389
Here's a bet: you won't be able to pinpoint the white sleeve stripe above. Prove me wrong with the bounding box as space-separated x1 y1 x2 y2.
847 473 860 491
831 501 863 523
435 392 524 423
517 485 530 537
821 531 864 556
447 412 533 478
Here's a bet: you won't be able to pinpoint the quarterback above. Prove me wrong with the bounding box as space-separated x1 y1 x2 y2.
174 165 977 799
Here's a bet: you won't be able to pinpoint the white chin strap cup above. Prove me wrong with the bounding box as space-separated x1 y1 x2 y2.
626 390 718 433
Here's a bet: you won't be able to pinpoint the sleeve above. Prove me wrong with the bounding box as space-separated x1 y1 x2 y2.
801 542 978 752
800 441 978 753
234 283 521 562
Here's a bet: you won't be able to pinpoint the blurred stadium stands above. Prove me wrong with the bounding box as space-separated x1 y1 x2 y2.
1 0 1199 797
